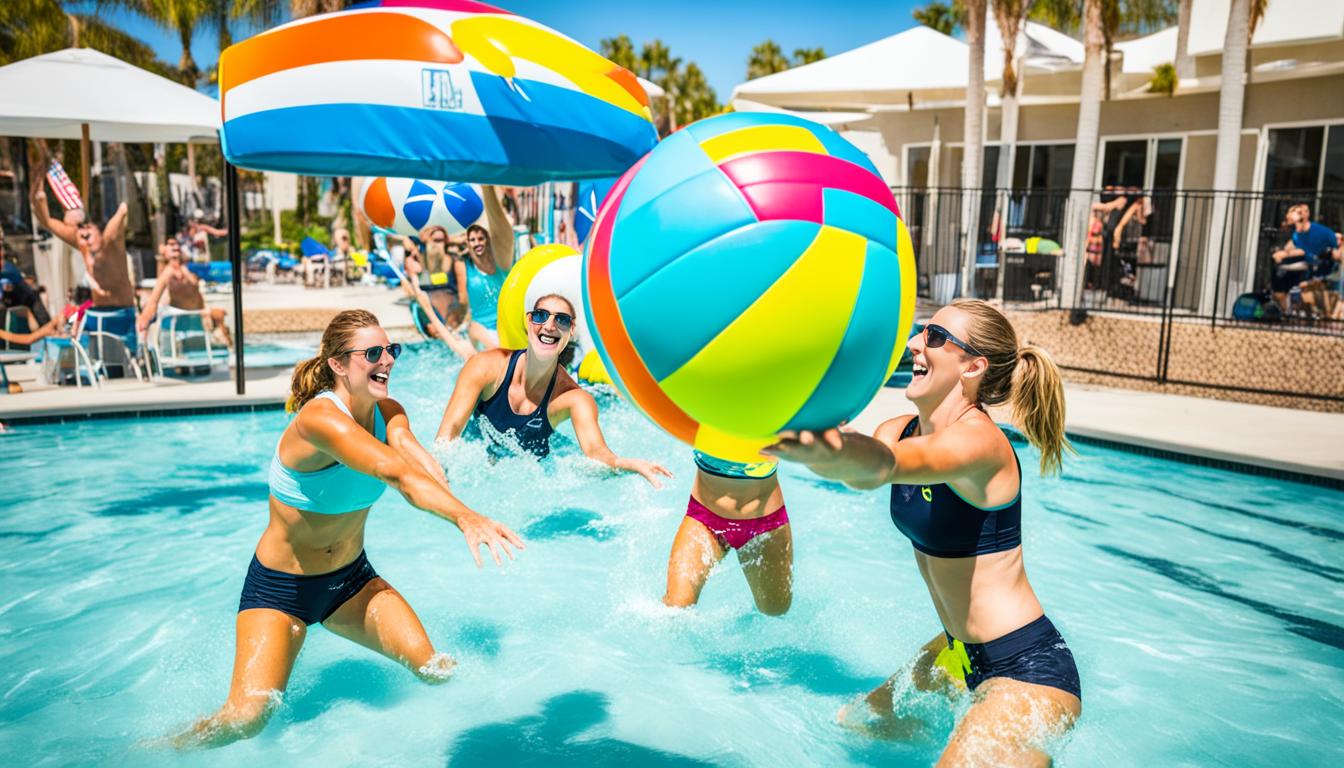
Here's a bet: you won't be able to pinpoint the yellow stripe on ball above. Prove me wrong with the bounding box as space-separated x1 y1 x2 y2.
660 225 867 438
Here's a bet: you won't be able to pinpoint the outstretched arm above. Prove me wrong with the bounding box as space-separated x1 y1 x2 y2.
384 401 451 491
481 185 516 271
297 399 523 566
763 417 1001 490
565 389 672 487
136 272 170 334
30 188 79 249
435 352 496 441
104 202 129 242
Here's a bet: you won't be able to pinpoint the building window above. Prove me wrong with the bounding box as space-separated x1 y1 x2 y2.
906 146 931 189
1012 144 1075 190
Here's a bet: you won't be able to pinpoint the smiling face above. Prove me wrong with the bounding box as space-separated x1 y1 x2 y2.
78 222 102 252
905 307 988 408
467 226 488 259
526 294 575 364
330 324 395 400
162 238 183 264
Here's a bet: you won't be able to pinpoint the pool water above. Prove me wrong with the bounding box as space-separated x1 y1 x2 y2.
1 343 1340 767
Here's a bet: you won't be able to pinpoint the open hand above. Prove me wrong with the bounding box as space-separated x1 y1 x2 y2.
616 457 673 488
761 428 846 465
455 511 525 567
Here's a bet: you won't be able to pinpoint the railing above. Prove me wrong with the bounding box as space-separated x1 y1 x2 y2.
892 186 1344 333
892 186 1344 404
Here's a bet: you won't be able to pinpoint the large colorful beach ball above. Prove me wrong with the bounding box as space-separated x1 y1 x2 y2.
498 244 610 384
219 0 657 184
355 177 483 237
583 112 917 463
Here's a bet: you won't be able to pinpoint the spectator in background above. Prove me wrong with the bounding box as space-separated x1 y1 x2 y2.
136 237 232 347
1269 214 1306 314
1 225 53 332
30 186 135 312
1285 204 1340 318
1091 187 1129 296
186 212 228 263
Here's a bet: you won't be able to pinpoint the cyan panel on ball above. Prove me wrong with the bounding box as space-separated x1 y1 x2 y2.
784 239 903 431
614 130 716 221
618 220 821 381
608 171 755 298
822 188 899 253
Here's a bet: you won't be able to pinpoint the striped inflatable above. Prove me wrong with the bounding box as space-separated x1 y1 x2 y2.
219 0 658 184
356 176 483 237
582 113 917 463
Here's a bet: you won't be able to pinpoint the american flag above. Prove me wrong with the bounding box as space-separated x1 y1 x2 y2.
46 160 84 212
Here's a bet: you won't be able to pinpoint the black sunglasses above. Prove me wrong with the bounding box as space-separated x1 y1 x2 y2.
924 324 983 357
341 343 402 363
528 309 574 332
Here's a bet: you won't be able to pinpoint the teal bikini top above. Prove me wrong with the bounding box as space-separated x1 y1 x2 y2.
464 258 508 331
268 391 388 515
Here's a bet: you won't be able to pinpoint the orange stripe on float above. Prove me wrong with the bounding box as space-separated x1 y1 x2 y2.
221 14 463 94
605 66 649 108
363 177 396 230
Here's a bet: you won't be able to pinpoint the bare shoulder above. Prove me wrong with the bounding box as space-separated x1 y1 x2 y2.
376 397 408 421
550 372 593 412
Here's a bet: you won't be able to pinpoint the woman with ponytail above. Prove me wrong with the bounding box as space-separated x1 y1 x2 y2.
764 299 1080 764
437 293 670 487
174 310 523 750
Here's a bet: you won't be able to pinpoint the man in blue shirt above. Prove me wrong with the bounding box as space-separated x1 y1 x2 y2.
1283 204 1340 317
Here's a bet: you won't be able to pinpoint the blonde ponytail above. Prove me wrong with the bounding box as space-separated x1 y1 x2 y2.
952 299 1071 475
285 309 381 413
1011 345 1072 475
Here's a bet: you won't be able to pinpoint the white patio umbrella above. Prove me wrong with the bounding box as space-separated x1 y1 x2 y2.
0 47 221 201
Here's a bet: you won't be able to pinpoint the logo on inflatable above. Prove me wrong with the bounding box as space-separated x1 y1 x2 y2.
421 68 464 111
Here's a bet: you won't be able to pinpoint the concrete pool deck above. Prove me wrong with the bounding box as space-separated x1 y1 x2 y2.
3 360 1340 485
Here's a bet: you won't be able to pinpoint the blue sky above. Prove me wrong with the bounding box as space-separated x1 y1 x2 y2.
73 0 924 99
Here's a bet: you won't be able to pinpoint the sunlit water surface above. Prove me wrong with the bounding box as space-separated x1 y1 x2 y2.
2 343 1340 766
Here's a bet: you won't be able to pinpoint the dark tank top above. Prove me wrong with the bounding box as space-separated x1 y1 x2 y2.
471 349 559 457
889 417 1023 558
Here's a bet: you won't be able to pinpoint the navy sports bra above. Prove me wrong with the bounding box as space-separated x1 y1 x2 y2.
471 349 558 457
889 417 1022 558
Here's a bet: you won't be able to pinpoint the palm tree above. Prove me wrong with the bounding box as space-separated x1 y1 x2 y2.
638 39 681 134
289 0 347 17
1200 0 1253 313
1173 0 1192 79
792 47 826 66
672 63 719 127
991 0 1034 188
959 0 988 296
1059 0 1105 305
746 40 789 80
1 0 174 75
914 1 964 34
599 34 638 73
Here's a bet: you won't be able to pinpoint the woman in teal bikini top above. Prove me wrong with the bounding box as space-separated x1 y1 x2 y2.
173 310 523 750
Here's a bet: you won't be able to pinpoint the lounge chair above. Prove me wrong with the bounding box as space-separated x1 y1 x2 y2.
145 307 218 378
81 307 145 380
37 336 102 388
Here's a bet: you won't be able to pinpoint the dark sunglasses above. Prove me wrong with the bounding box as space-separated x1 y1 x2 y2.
528 309 574 332
341 343 402 363
924 324 983 357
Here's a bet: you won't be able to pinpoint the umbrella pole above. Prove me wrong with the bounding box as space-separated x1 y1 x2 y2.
80 123 90 209
226 161 246 395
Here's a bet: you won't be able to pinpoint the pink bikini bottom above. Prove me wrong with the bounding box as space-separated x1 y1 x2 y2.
685 495 789 550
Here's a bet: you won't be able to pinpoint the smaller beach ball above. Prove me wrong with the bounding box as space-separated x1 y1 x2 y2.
582 112 916 462
356 177 483 237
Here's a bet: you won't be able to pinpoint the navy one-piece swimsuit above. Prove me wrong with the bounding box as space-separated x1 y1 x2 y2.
471 349 559 457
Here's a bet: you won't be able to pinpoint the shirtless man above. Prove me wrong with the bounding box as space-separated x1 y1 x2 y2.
137 238 231 346
31 187 135 311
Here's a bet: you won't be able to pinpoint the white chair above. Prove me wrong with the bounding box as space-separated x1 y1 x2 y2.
82 309 147 381
146 307 217 378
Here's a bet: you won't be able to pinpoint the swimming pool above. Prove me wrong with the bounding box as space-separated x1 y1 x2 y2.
2 342 1340 766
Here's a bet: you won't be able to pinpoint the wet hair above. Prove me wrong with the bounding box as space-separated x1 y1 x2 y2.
951 299 1071 475
287 309 381 413
534 293 577 368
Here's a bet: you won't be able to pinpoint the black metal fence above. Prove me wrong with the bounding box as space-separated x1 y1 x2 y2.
893 186 1344 404
893 186 1344 331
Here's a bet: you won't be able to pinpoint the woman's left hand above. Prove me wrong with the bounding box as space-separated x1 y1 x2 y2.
615 457 673 488
761 428 846 465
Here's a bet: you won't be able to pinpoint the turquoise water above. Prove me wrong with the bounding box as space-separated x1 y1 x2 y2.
1 343 1340 766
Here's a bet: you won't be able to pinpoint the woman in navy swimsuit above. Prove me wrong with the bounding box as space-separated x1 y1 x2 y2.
766 299 1080 766
437 294 670 486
